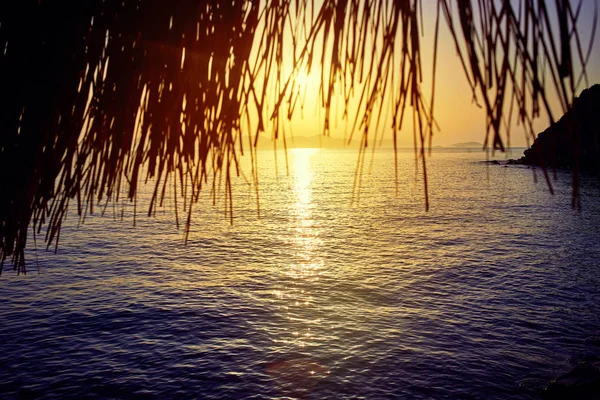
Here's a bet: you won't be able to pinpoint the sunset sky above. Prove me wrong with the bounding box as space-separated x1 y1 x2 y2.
256 2 600 149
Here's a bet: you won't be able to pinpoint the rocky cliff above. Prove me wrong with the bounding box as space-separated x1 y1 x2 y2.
516 84 600 171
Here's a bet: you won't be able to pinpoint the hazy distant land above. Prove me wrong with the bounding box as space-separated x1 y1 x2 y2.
252 134 491 150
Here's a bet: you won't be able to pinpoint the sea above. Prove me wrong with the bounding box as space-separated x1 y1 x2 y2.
1 148 599 399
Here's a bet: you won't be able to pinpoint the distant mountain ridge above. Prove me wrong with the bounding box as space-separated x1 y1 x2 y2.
448 142 483 148
253 134 359 149
252 135 488 150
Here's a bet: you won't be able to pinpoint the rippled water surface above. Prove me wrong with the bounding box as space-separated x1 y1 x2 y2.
2 149 600 399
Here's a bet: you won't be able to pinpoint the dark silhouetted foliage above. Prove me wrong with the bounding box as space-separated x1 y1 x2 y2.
0 1 596 273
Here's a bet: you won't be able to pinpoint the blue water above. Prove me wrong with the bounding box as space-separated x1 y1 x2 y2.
1 149 600 399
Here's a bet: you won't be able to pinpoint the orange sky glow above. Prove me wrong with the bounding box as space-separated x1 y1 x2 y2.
246 1 600 149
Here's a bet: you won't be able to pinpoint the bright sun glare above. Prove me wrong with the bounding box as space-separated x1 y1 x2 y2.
295 72 309 87
291 148 319 205
288 147 322 280
294 70 317 91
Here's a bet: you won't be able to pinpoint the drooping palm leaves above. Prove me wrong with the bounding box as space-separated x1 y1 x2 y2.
0 0 596 273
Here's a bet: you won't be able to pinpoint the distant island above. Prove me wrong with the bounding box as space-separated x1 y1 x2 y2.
511 84 600 171
447 142 484 148
254 134 359 149
253 135 487 150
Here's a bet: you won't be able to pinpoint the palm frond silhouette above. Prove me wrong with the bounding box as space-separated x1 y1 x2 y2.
0 1 596 273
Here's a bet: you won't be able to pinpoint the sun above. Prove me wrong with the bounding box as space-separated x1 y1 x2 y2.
295 71 309 87
293 69 318 91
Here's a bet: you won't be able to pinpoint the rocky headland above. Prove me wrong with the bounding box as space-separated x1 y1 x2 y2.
511 84 600 171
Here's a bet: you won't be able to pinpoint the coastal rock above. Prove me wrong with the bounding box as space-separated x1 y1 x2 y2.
512 84 600 170
543 361 600 399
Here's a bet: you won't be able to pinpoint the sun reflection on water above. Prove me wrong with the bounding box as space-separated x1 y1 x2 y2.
268 148 330 387
288 148 324 280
